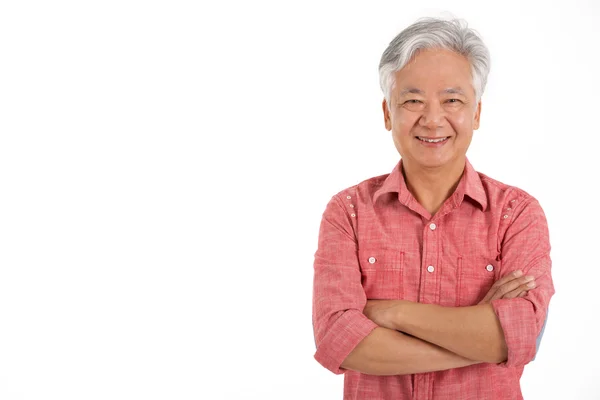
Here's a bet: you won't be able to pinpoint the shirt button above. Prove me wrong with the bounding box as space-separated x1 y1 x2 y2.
368 257 376 264
427 265 435 273
486 264 494 272
429 223 436 231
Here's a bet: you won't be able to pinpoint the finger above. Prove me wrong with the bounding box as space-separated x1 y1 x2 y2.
503 279 536 299
508 290 528 299
488 270 529 301
493 278 526 299
519 280 536 295
495 270 525 286
495 276 535 299
481 270 525 303
503 285 530 299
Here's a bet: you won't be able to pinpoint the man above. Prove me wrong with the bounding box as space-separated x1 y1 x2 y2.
311 17 554 399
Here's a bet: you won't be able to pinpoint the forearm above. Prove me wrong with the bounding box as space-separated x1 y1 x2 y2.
394 302 507 363
341 326 481 376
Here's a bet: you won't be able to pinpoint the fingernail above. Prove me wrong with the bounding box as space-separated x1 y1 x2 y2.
527 281 536 288
515 270 523 277
525 275 535 282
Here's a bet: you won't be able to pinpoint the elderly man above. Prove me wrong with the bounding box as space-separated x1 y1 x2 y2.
311 17 554 400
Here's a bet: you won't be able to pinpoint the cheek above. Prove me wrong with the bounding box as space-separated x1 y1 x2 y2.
449 112 467 124
392 112 419 134
448 112 475 132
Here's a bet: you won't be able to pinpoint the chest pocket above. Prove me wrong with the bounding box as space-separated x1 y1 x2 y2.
456 255 499 306
358 248 404 300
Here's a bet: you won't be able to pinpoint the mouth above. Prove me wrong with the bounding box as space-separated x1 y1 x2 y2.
415 136 451 146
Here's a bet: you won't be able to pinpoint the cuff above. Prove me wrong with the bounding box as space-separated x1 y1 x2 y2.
491 298 537 368
314 310 378 375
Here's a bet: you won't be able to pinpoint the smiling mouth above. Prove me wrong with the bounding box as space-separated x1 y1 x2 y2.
416 136 450 143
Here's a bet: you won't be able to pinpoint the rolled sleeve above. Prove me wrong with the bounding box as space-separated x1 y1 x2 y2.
314 309 378 374
492 196 555 368
312 194 378 374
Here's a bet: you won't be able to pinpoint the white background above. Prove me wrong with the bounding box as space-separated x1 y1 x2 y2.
0 0 599 399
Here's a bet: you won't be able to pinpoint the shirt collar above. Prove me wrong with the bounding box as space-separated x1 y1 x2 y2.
373 157 488 211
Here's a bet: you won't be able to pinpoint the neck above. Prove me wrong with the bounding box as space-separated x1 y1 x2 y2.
402 158 466 216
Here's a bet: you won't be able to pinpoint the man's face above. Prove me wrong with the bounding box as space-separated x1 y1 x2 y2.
383 48 481 170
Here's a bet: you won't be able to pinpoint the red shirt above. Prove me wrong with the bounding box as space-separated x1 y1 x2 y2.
312 158 554 400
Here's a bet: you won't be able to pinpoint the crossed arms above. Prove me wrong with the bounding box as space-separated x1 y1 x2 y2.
312 195 554 376
342 287 524 375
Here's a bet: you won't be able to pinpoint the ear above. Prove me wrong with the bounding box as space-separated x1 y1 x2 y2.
382 99 392 131
473 100 482 130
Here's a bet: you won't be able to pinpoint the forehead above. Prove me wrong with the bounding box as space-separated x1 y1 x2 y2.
393 48 474 95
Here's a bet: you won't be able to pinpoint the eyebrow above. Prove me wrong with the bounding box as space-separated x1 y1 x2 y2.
443 87 466 95
398 87 467 96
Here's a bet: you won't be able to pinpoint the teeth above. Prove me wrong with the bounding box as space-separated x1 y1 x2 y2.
417 136 449 143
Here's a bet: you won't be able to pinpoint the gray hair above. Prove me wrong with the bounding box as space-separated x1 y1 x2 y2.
379 17 490 110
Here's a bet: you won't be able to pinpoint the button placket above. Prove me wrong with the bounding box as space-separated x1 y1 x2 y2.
420 217 440 303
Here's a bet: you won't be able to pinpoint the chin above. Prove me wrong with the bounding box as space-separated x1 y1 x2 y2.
414 154 454 169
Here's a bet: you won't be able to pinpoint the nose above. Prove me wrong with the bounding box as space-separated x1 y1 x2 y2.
419 102 445 129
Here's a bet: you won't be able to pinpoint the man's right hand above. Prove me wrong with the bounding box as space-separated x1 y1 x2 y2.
478 270 536 305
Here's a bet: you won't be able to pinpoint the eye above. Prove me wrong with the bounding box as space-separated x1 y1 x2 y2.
446 99 462 103
405 100 422 104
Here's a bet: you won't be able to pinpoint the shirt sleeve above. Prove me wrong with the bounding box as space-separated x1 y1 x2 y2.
532 310 549 361
490 196 555 368
312 194 378 374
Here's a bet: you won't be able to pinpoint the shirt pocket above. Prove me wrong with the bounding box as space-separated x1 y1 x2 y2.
358 248 404 300
456 255 499 307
